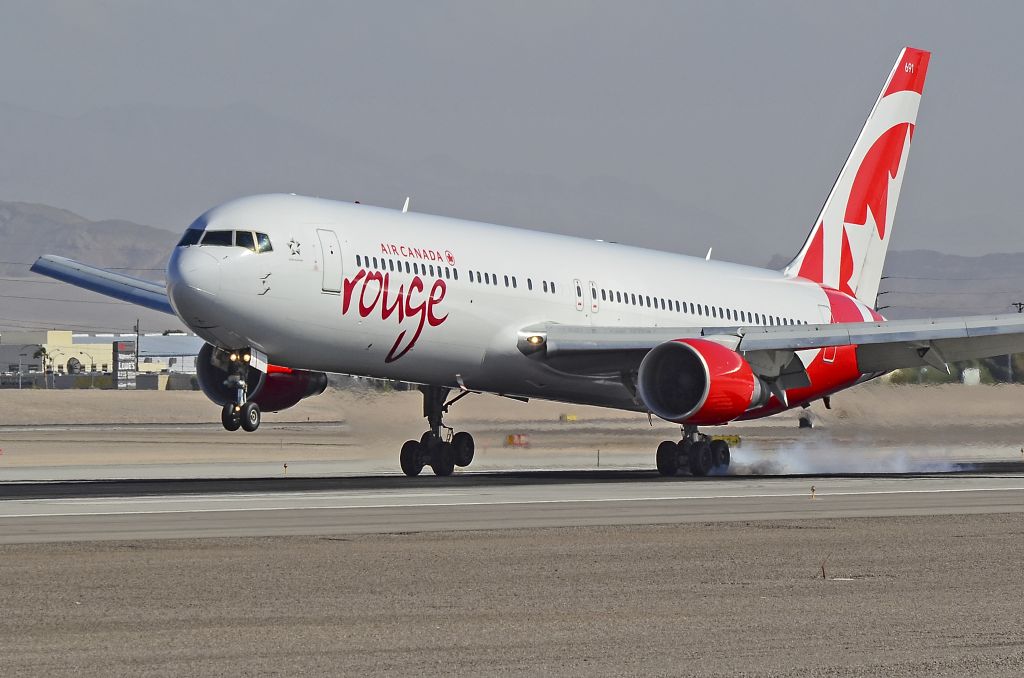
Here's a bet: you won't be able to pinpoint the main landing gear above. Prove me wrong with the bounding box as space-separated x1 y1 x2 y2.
220 351 261 433
400 385 475 477
656 425 731 477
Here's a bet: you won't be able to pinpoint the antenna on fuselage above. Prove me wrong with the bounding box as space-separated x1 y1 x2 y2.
402 197 410 213
705 247 713 261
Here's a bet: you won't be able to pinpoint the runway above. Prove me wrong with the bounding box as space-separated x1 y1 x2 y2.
3 469 1024 544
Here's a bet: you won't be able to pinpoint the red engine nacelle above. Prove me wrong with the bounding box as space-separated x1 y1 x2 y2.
196 343 328 412
637 338 768 425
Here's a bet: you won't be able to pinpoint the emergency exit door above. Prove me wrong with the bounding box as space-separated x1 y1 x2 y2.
317 229 342 293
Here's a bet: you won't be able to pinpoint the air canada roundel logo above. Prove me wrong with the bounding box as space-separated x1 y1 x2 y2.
445 250 455 266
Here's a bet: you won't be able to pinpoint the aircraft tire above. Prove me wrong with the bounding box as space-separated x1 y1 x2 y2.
656 440 680 476
688 440 714 477
452 432 475 467
400 440 424 476
431 443 455 477
710 439 730 473
240 402 261 432
221 403 241 432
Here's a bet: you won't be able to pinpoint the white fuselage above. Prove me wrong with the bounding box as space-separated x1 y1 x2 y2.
167 194 874 412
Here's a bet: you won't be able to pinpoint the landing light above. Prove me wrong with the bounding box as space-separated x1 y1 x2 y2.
526 335 545 346
243 353 251 362
229 353 238 362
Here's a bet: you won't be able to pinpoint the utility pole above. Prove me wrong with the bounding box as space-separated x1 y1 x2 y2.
1009 304 1024 382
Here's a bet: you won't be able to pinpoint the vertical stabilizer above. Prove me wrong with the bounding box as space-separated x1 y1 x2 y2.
784 47 930 306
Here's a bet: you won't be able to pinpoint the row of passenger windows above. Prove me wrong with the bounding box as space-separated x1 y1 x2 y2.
357 254 459 281
467 271 557 294
177 229 273 253
591 284 805 326
355 253 802 327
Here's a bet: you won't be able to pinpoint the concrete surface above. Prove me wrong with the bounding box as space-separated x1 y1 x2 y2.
2 514 1024 677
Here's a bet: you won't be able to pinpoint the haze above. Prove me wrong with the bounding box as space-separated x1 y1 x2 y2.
0 1 1020 265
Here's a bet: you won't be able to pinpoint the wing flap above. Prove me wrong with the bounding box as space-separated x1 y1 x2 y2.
31 255 174 315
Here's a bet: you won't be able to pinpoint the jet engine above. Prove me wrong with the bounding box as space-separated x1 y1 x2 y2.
637 338 769 425
196 343 328 412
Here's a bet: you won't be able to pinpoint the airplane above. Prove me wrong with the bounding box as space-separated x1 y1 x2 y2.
32 47 1024 477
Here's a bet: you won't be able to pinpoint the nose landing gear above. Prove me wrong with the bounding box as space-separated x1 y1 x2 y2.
399 385 476 477
219 350 262 433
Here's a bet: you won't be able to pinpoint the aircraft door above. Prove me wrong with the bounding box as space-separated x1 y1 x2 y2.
573 279 585 312
317 229 342 293
818 304 836 363
589 281 599 314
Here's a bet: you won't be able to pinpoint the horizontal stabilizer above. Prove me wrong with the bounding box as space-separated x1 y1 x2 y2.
31 255 174 315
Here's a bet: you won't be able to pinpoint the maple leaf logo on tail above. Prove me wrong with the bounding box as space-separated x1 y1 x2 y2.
784 47 930 308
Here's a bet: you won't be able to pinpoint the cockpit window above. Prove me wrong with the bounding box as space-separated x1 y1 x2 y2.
256 232 273 253
235 231 256 252
201 230 234 246
177 229 203 247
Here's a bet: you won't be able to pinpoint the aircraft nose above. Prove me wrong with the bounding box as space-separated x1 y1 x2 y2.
169 247 221 295
166 247 223 324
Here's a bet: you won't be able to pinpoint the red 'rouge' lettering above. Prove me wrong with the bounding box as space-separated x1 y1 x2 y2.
341 268 448 363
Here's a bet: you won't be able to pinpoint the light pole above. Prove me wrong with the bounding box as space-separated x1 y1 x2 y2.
18 353 27 389
48 348 66 389
79 351 96 388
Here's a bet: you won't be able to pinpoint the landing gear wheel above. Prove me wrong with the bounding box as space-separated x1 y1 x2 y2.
431 442 456 477
400 440 425 477
452 432 475 467
221 403 241 431
710 439 731 474
240 401 261 432
656 440 681 476
798 414 813 429
688 440 714 477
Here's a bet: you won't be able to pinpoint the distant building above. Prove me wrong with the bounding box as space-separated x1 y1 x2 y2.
0 329 204 376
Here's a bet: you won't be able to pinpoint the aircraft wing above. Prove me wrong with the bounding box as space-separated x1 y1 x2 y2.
31 255 174 315
520 314 1024 376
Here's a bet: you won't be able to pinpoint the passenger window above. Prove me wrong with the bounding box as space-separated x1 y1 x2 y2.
551 282 556 294
615 291 621 303
493 273 499 286
512 276 517 288
543 280 549 293
201 230 233 246
429 265 435 277
630 293 636 305
389 260 395 272
675 300 680 312
356 254 362 267
527 278 533 290
601 289 606 302
453 269 459 280
177 229 203 247
505 275 510 287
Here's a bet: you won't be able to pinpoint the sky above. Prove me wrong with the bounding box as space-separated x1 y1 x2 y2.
0 1 1021 266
